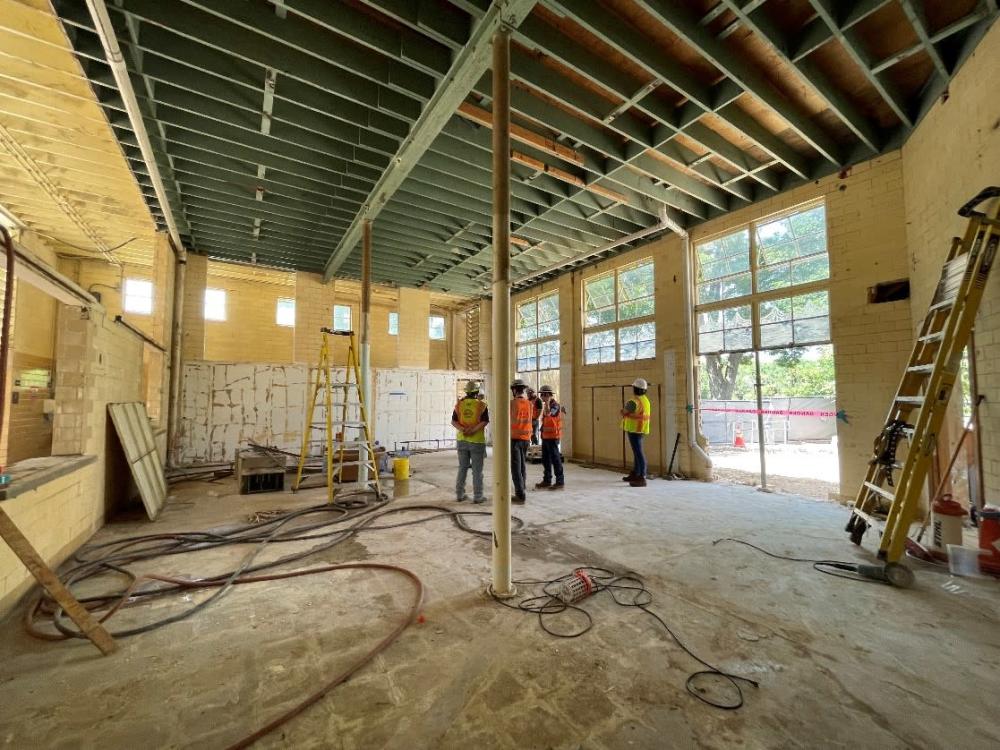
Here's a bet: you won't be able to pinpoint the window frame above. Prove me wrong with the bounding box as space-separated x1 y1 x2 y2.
581 259 656 365
332 304 352 332
275 297 295 327
122 278 154 316
204 288 227 322
693 200 831 355
428 314 446 340
515 291 560 387
387 311 399 336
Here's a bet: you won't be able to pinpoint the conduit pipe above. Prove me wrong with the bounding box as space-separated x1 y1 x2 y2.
86 0 188 463
0 227 14 454
513 204 671 287
677 223 714 478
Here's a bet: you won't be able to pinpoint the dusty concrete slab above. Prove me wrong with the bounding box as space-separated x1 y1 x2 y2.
1 452 999 749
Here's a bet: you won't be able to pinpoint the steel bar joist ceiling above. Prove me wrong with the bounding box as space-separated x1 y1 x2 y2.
50 0 997 296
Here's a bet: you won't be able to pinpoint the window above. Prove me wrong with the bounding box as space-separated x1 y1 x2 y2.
429 315 445 340
276 298 295 327
516 292 560 387
123 278 153 315
333 304 351 332
388 311 399 335
694 201 831 356
582 260 655 365
204 288 226 321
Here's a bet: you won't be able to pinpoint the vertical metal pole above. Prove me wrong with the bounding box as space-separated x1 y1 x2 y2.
166 240 186 467
359 220 372 486
754 351 767 490
490 27 514 598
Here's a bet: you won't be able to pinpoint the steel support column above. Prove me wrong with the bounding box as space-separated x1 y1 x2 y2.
359 218 372 486
490 27 515 599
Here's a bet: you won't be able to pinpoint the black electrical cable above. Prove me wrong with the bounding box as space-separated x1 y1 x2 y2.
26 496 521 641
491 567 759 710
713 538 891 584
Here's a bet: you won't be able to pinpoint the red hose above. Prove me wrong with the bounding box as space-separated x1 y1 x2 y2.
0 226 14 453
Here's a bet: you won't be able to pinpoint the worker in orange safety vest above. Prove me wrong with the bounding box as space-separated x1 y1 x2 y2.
510 378 533 504
534 384 565 490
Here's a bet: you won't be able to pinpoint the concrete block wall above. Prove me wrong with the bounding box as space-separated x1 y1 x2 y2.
182 253 208 361
902 22 1000 500
397 287 430 367
1 303 144 614
175 361 487 464
203 271 295 363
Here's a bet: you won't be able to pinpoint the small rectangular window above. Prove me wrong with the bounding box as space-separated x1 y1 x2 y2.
429 315 445 340
619 322 656 361
333 304 351 331
696 228 751 304
583 273 615 328
204 288 227 321
123 278 153 315
276 298 295 327
584 330 616 365
618 261 654 321
388 311 399 335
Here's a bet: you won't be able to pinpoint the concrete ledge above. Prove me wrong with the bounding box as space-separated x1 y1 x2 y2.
0 455 96 502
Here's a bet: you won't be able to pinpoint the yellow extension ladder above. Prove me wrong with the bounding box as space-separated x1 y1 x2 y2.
846 187 1000 577
292 328 382 503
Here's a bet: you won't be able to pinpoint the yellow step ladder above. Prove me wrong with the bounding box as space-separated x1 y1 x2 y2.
292 328 382 503
846 187 999 583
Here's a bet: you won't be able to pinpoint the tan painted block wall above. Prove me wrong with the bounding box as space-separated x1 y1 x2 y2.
182 254 207 361
1 306 144 614
397 287 430 368
203 274 295 363
902 23 1000 500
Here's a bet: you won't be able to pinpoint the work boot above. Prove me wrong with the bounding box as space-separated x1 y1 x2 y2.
456 495 468 502
549 483 565 491
622 474 636 482
535 480 552 489
628 477 647 487
472 497 487 505
512 494 526 505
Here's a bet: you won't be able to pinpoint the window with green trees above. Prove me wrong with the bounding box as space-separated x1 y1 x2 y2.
583 260 655 365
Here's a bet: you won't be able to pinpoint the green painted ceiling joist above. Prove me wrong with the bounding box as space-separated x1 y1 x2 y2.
322 0 539 281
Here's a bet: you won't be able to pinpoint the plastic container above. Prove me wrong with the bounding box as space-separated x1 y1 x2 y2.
947 544 987 578
393 455 410 481
930 495 966 552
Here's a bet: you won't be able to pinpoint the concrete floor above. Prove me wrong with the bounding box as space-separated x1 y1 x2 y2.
2 453 1000 749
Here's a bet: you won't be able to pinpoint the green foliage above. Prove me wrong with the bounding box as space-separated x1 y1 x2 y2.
701 347 836 400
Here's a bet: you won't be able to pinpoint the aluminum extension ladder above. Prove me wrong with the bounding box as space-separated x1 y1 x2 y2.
846 187 1000 583
292 328 382 503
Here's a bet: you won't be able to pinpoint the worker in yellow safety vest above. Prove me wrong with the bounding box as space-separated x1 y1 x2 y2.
452 380 489 504
535 384 565 490
510 378 533 504
620 377 651 487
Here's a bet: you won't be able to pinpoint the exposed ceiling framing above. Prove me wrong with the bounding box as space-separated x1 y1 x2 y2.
15 0 995 295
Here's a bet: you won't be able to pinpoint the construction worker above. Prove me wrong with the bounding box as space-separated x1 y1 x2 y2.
620 377 651 487
535 384 565 490
526 386 543 445
510 378 533 504
452 380 489 503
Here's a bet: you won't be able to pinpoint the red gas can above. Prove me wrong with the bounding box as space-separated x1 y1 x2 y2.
977 506 1000 576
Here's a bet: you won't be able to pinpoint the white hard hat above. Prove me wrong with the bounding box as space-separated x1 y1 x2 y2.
632 378 648 389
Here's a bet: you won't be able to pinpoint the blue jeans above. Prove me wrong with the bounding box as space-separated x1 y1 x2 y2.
627 432 647 478
542 439 563 484
456 442 486 500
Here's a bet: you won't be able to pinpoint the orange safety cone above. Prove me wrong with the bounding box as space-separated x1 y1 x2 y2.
733 423 746 449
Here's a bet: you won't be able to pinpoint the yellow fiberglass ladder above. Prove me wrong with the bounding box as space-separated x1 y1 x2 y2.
292 328 382 504
845 187 1000 586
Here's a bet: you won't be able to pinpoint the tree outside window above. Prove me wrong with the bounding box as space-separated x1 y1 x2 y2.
582 260 655 365
515 292 559 389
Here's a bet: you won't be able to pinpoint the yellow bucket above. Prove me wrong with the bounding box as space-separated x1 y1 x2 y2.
393 456 410 481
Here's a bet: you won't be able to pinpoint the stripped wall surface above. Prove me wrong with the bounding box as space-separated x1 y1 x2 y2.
177 362 487 465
